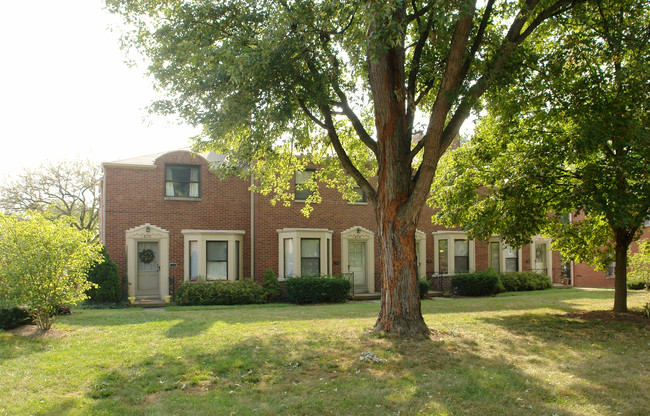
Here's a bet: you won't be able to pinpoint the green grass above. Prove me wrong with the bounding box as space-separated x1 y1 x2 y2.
1 288 649 415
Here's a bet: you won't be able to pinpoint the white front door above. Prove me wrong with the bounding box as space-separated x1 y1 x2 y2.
349 242 366 292
535 243 548 274
137 241 160 296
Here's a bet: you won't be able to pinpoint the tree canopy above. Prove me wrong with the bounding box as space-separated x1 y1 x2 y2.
0 159 101 239
108 0 586 337
430 0 650 312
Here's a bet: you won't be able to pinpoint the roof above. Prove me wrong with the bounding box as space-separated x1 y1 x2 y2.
102 149 226 169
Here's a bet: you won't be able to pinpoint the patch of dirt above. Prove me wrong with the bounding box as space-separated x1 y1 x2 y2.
8 325 66 338
565 310 649 324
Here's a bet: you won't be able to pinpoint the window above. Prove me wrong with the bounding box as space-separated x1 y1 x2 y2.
351 185 367 203
206 241 228 280
295 169 315 201
454 239 469 274
434 232 474 275
182 230 244 281
489 242 500 273
277 229 332 279
438 239 449 274
284 238 294 278
301 239 321 276
165 165 200 198
606 262 616 279
189 240 199 281
504 245 519 272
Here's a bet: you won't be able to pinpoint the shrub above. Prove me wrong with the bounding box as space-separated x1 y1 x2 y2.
86 247 122 303
286 276 351 304
262 269 282 302
627 278 647 290
500 271 552 292
419 279 430 299
629 240 650 288
175 279 266 306
0 307 31 330
452 270 503 297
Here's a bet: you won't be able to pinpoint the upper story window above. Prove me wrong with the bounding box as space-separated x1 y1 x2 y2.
165 165 200 198
350 184 367 204
295 169 315 201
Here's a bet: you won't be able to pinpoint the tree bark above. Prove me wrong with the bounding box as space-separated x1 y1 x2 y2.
613 227 634 313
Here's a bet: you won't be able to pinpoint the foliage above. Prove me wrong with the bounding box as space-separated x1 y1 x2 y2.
419 278 430 299
0 159 101 240
628 240 650 289
0 212 103 330
261 269 282 302
0 306 31 330
107 0 582 337
430 0 650 312
286 276 351 304
499 272 553 292
175 279 266 306
86 247 122 303
452 271 503 297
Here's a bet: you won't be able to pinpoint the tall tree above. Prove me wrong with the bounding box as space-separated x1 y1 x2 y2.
108 0 580 337
430 0 650 312
0 159 101 239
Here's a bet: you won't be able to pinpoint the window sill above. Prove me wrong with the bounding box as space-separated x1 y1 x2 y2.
165 196 202 201
347 201 368 205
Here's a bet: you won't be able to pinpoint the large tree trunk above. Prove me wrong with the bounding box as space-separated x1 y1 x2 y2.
613 227 634 313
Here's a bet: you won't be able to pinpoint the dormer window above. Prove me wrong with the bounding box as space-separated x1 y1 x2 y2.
165 165 200 198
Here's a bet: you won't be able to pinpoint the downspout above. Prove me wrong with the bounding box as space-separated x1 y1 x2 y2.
250 173 255 279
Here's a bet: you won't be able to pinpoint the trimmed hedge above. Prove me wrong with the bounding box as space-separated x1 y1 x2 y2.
86 247 121 303
175 279 266 306
500 271 552 292
627 277 648 290
452 271 503 297
286 276 351 304
0 307 31 330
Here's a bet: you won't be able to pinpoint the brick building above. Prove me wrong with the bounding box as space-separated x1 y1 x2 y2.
99 149 636 302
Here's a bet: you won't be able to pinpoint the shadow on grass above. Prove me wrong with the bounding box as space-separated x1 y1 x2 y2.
31 332 574 416
0 332 48 363
479 312 650 415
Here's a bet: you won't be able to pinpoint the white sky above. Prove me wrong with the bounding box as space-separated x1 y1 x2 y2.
0 0 199 181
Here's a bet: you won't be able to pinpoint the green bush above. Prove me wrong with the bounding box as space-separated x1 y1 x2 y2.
262 269 282 302
86 247 121 303
175 279 266 306
452 270 503 297
627 277 647 290
500 271 552 292
0 307 31 330
286 276 351 304
419 278 430 299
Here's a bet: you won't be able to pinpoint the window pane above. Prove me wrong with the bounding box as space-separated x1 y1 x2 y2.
505 259 518 272
207 261 227 280
295 170 314 200
504 246 518 272
454 239 469 274
235 240 240 280
284 238 294 278
454 240 469 256
165 165 200 198
189 241 199 280
301 258 320 277
490 242 500 273
352 186 366 202
438 239 448 274
301 239 320 258
207 241 227 262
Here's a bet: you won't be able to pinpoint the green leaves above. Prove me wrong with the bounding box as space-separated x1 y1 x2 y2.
0 212 103 329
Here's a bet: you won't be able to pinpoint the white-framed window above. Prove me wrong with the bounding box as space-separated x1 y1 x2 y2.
277 228 332 279
182 230 244 281
433 232 475 275
348 184 367 204
295 169 315 201
606 262 616 279
165 164 200 198
488 236 524 274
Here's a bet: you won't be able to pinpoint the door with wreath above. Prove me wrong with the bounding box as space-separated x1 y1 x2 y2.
136 241 160 296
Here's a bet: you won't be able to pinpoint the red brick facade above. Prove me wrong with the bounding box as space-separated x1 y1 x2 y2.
100 150 632 298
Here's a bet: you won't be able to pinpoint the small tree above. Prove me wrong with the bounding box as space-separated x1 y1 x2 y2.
629 240 650 290
86 247 121 303
0 213 103 330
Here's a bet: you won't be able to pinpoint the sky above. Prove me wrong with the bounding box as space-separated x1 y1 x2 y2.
0 0 199 181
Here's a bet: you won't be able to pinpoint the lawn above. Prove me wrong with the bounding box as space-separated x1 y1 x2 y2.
1 288 649 416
